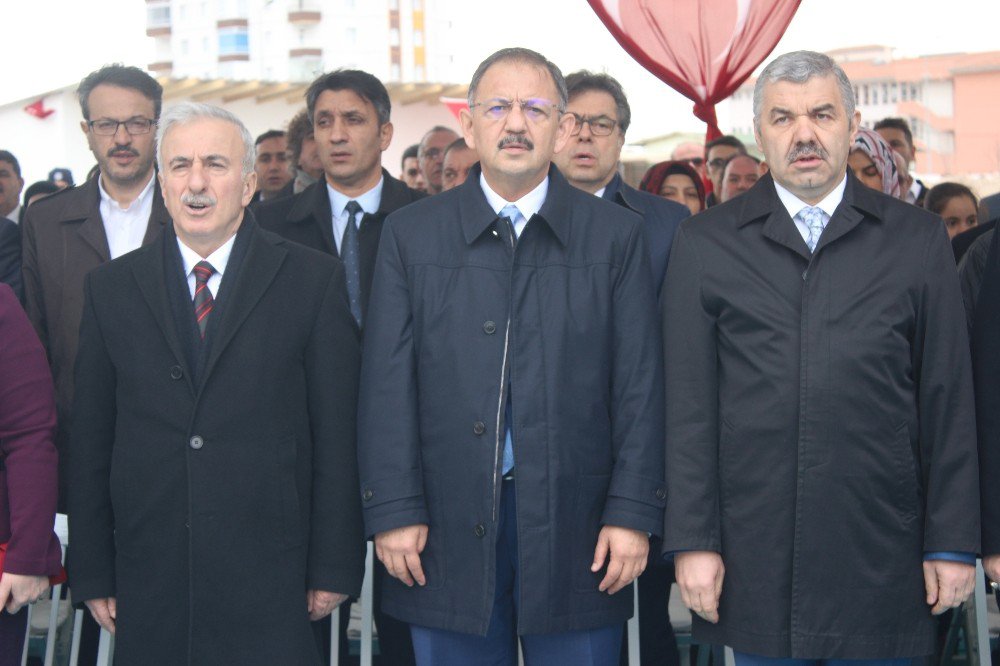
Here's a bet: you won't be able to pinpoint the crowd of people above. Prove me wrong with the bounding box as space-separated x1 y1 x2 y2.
1 45 999 666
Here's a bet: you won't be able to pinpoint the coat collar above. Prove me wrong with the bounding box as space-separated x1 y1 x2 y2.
602 173 644 215
737 170 880 260
458 163 573 246
131 211 286 395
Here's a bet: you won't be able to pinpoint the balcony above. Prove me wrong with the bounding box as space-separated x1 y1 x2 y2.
146 26 171 37
288 10 321 24
290 47 323 58
148 61 173 74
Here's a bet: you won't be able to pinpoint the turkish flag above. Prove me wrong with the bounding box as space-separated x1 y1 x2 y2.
440 97 469 122
24 99 55 120
588 0 800 140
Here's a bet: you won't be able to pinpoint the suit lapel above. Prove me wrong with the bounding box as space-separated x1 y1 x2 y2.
131 229 195 395
739 175 812 262
813 174 873 253
143 179 171 245
76 182 112 262
200 221 286 385
306 182 337 256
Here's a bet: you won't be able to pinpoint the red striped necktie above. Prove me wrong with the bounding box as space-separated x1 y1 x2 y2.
193 260 217 338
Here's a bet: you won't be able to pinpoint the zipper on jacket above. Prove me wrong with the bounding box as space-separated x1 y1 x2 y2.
492 216 517 522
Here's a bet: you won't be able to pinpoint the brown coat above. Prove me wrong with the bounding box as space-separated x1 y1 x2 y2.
20 174 168 509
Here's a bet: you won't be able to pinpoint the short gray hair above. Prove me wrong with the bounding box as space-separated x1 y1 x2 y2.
156 102 256 177
753 51 856 131
467 48 568 110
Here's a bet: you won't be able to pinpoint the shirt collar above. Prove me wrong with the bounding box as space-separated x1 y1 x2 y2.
772 174 847 220
478 172 549 220
6 204 20 223
327 176 384 220
98 171 156 211
176 232 237 279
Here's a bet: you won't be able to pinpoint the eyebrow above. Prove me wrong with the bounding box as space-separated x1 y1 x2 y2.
809 103 836 115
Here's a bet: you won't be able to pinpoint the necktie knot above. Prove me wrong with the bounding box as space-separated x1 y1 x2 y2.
797 206 829 252
500 204 522 224
345 200 363 225
193 261 216 285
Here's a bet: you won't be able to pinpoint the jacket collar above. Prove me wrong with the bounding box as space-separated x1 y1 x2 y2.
602 173 643 215
459 163 573 246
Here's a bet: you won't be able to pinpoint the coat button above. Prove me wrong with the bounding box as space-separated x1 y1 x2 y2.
473 421 486 436
189 435 204 450
474 524 486 538
483 320 496 335
655 487 666 500
170 365 184 380
363 489 374 501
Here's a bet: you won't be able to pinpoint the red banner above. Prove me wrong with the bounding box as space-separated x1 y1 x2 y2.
588 0 800 141
24 98 55 120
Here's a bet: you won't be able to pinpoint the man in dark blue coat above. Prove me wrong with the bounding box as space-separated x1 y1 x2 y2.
554 70 686 665
554 71 688 301
358 48 665 665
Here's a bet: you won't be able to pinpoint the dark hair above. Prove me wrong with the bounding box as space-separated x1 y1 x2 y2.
639 160 706 212
873 117 914 149
285 110 312 167
444 137 469 157
925 182 978 215
401 143 419 169
468 48 567 109
306 69 391 126
705 135 747 155
722 152 761 172
0 150 21 178
24 181 60 206
255 129 285 147
564 70 631 133
77 64 164 121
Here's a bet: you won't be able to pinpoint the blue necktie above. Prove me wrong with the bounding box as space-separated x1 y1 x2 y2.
342 200 363 326
798 206 829 252
499 204 522 475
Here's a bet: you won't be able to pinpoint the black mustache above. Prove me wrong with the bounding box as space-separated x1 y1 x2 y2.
108 148 138 158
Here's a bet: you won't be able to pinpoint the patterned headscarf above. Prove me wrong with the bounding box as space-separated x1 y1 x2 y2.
851 128 901 198
639 160 706 212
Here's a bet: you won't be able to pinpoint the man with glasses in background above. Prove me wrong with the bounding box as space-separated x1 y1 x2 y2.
417 125 459 194
20 63 170 666
704 135 747 207
359 48 665 665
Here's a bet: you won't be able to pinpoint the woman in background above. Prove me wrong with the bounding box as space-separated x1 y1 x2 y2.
848 128 902 198
926 182 979 239
639 160 706 216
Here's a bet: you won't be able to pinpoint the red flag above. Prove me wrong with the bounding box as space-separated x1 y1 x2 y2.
440 97 468 122
588 0 800 141
24 99 55 120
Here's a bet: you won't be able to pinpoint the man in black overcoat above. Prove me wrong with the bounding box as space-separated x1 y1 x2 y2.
67 102 364 666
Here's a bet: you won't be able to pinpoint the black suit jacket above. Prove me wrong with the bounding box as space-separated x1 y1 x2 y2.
0 218 20 301
68 215 364 665
255 169 424 324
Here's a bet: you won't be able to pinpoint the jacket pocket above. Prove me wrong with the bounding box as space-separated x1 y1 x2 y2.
573 474 612 592
890 423 920 525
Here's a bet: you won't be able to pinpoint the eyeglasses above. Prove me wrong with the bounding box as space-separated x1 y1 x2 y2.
684 157 705 167
419 147 444 160
469 98 562 123
569 113 618 137
707 157 728 171
88 117 157 136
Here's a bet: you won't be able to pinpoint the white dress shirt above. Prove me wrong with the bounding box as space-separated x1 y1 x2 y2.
327 177 383 253
99 173 156 259
773 175 847 244
176 233 236 300
6 204 21 224
479 173 549 238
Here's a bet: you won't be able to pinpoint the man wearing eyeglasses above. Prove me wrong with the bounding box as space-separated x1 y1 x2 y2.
359 48 664 665
20 63 169 666
417 125 459 195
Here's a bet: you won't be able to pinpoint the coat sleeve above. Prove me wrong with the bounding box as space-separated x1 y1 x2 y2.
0 221 21 302
914 225 980 555
0 284 61 576
66 274 118 602
303 262 366 596
357 219 429 537
957 231 991 336
19 210 47 352
600 220 667 537
660 224 722 553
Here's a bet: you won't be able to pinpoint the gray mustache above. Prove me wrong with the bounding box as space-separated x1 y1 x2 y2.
181 194 216 207
786 143 829 163
497 135 533 151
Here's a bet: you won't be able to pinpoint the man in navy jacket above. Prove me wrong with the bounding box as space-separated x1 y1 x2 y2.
358 48 665 665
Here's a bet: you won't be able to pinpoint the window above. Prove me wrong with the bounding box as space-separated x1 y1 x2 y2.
180 39 189 55
890 83 898 104
218 27 249 55
413 0 422 9
389 0 398 8
147 2 170 26
346 28 357 45
414 29 423 47
389 28 400 46
415 64 425 80
391 63 401 81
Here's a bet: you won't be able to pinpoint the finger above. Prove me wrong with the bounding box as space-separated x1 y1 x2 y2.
937 584 957 611
697 590 720 623
392 552 414 587
405 550 426 587
417 527 428 553
306 591 315 615
599 553 624 593
677 580 693 610
608 560 639 595
591 535 609 573
924 565 939 605
375 543 384 564
108 598 117 620
0 579 10 611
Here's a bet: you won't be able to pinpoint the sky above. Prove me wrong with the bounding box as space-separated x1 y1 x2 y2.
5 0 1000 142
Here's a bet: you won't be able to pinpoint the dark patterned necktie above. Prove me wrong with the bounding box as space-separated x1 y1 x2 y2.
193 260 216 338
343 200 363 326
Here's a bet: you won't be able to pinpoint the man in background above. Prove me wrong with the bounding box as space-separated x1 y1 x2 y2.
418 125 459 194
251 129 291 203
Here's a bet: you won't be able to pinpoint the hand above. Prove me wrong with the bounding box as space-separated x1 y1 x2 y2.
591 526 649 594
85 597 117 634
0 573 49 614
983 554 1000 585
374 524 429 587
923 560 975 615
675 551 724 623
307 589 348 621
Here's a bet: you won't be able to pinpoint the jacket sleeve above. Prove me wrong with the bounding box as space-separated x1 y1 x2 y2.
600 219 667 537
957 231 991 336
0 284 61 576
914 225 980 555
357 219 429 537
304 262 366 596
66 274 118 602
19 210 47 352
0 221 21 303
660 224 722 554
